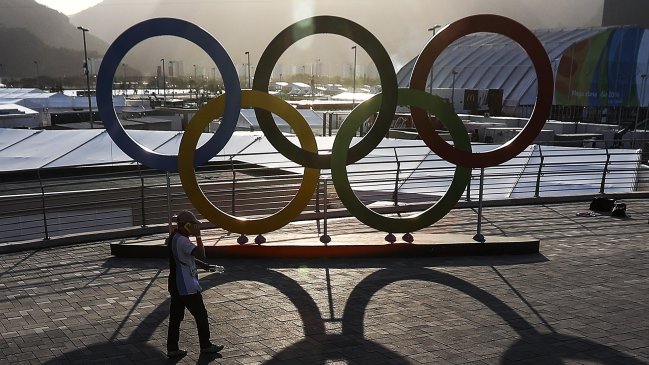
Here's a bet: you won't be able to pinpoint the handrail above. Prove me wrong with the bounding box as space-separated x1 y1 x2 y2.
0 142 646 245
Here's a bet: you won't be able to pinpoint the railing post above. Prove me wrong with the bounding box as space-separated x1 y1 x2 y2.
465 169 472 201
36 169 50 240
322 112 327 137
534 145 544 198
328 113 333 137
230 158 236 215
166 172 172 231
316 179 321 235
138 163 146 227
473 167 486 243
600 148 611 194
319 178 331 245
392 148 400 206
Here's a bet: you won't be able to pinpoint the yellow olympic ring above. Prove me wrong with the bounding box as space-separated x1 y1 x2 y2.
178 90 320 234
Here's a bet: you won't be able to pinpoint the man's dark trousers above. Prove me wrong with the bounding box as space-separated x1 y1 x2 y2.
167 292 211 351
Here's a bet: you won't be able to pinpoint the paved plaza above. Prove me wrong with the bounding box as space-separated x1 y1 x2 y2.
1 199 648 364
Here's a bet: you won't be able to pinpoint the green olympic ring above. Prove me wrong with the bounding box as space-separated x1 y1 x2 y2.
331 88 472 233
253 15 398 169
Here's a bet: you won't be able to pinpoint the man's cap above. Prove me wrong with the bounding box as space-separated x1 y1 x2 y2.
175 210 200 224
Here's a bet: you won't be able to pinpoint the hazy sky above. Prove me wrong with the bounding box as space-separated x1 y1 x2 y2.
36 0 605 25
31 0 606 75
34 0 102 15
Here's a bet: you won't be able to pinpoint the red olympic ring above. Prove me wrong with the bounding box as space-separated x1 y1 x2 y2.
410 14 553 168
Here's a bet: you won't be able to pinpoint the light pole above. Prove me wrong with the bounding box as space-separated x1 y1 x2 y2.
312 58 320 98
451 69 458 112
245 51 251 88
427 25 441 95
161 58 166 106
352 45 357 108
211 67 216 94
645 75 649 132
33 60 40 88
634 73 647 144
121 63 127 95
192 64 197 101
168 60 176 98
77 26 94 128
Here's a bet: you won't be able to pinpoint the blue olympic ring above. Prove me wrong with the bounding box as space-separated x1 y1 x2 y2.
96 18 241 172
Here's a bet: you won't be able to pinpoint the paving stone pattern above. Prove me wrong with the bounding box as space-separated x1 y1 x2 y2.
1 200 648 364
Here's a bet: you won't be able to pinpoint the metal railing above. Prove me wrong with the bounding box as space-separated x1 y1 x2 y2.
0 138 647 245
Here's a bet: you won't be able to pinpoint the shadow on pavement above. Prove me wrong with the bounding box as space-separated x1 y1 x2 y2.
45 258 644 364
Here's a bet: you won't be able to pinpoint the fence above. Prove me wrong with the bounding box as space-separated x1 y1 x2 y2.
0 140 647 245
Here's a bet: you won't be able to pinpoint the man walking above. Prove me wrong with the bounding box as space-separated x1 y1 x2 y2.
166 210 223 358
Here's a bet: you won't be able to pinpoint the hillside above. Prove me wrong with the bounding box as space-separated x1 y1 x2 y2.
0 0 108 78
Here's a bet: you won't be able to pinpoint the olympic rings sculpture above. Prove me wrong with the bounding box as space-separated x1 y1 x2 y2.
97 14 553 237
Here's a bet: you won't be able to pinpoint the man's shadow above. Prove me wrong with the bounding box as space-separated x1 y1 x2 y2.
44 262 646 365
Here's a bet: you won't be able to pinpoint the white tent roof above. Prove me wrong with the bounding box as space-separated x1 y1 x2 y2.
0 128 262 171
0 88 53 100
0 103 39 115
0 128 641 200
239 108 325 130
0 88 124 110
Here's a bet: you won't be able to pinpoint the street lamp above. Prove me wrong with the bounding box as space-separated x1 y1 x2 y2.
245 51 251 88
33 60 40 88
634 73 647 145
451 69 458 112
168 60 176 98
644 74 649 132
77 26 94 128
311 58 320 98
160 58 166 106
352 45 357 108
193 64 198 102
427 25 441 95
121 63 127 95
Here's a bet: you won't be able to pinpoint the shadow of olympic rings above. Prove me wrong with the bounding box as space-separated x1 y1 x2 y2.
45 266 646 364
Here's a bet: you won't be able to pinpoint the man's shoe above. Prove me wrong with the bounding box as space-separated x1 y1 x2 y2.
167 349 187 358
200 343 224 354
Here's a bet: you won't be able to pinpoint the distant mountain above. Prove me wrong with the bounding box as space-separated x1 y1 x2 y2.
0 0 108 78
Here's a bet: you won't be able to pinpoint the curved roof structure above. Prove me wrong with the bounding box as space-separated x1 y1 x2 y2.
396 26 649 108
